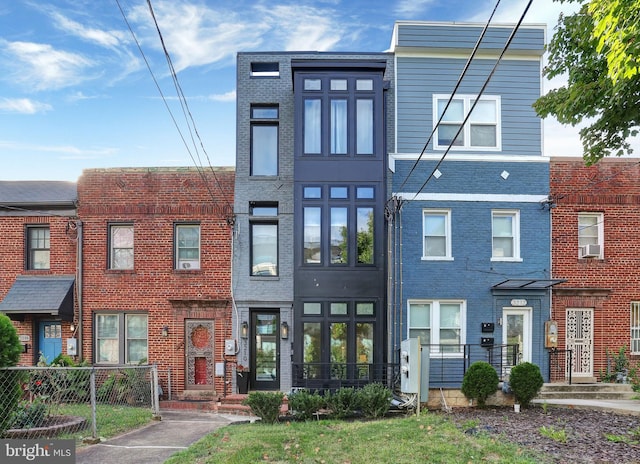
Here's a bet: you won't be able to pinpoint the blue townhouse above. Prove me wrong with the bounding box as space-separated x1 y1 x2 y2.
388 21 558 387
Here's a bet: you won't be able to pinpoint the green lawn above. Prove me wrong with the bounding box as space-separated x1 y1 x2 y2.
166 415 543 464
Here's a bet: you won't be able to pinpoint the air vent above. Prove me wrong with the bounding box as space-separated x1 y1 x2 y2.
579 244 601 258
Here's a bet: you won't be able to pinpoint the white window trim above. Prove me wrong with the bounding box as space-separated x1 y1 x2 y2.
578 212 604 259
407 299 466 357
491 209 521 262
433 94 502 151
631 302 640 355
175 224 201 270
95 313 149 365
422 209 453 261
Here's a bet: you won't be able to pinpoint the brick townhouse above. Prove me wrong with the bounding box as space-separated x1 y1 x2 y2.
0 181 78 365
550 157 640 382
77 167 235 399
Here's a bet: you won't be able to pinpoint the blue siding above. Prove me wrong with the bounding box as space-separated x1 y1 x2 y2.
396 58 542 155
395 23 545 52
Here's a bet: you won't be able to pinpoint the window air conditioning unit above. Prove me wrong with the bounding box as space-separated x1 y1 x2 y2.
579 244 601 258
179 260 200 269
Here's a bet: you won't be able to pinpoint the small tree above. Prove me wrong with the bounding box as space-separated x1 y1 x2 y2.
0 313 23 433
461 361 499 407
509 362 544 408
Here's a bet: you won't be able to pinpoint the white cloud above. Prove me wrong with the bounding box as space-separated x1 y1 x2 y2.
208 90 236 102
395 0 436 17
0 98 52 114
50 12 125 49
1 40 94 91
0 140 117 159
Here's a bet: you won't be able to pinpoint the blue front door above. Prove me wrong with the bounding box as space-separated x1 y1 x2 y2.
39 321 62 364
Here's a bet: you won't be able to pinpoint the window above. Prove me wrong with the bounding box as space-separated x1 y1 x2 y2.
109 224 134 270
300 74 377 157
303 185 376 266
95 313 148 364
26 226 50 270
175 224 200 270
251 105 278 176
578 213 603 258
632 302 640 354
408 300 465 354
492 210 520 261
422 210 451 259
433 95 501 150
250 203 278 276
250 62 279 77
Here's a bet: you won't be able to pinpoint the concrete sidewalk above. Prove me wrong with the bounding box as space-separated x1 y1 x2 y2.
532 398 640 416
75 410 254 464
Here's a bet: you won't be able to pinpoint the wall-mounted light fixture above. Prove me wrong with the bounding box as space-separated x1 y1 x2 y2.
162 325 169 337
241 321 249 339
70 323 76 333
280 321 289 339
540 194 557 210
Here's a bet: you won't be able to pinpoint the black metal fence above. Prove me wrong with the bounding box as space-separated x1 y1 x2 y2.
548 348 573 384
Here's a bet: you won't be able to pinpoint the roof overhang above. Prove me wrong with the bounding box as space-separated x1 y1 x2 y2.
0 275 75 321
492 278 567 290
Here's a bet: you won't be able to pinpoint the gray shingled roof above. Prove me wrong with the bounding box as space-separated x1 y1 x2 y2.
0 181 77 205
0 275 75 319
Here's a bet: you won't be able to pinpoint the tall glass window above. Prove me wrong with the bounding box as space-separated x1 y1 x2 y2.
27 226 50 270
251 224 278 276
304 207 322 264
175 224 200 270
356 99 373 154
251 105 278 175
331 100 347 154
330 207 348 264
357 207 374 264
304 99 321 154
110 224 134 270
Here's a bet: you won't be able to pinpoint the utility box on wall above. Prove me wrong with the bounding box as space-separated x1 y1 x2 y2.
545 321 558 348
400 338 420 394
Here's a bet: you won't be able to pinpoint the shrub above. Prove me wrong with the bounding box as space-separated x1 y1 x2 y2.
356 383 392 419
243 391 284 424
461 361 499 407
326 387 359 419
0 314 23 434
287 389 325 421
509 362 544 408
10 399 48 429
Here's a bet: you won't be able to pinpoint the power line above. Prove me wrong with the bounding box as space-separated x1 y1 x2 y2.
396 0 502 194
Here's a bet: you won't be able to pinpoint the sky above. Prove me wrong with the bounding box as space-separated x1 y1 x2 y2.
0 0 586 182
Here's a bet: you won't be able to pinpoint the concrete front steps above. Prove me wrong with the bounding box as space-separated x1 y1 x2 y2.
160 393 287 416
537 382 636 401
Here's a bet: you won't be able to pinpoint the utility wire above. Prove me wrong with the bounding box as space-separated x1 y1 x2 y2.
408 0 533 202
396 0 502 193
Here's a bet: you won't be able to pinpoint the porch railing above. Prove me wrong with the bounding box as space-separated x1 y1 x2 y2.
292 343 519 391
548 348 573 384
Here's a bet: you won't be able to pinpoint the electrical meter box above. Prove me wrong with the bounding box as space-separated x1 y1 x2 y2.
66 338 77 356
224 339 237 356
400 338 420 394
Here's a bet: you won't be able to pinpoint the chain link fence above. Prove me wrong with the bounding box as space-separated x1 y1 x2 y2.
0 365 159 443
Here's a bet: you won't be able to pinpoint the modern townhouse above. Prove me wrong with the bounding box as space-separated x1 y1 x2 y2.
233 52 394 393
550 157 640 383
0 181 78 365
388 21 559 392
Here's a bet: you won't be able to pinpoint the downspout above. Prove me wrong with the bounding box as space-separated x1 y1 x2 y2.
76 220 83 363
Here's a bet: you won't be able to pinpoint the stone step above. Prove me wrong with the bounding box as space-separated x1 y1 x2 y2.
537 383 636 401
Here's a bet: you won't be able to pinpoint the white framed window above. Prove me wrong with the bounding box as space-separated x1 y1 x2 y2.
631 302 640 355
175 224 200 270
578 212 603 259
95 313 148 364
433 94 501 150
408 300 465 355
422 209 452 260
109 224 134 270
492 210 520 261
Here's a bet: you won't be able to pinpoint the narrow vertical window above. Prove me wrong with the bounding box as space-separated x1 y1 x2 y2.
632 302 640 354
251 223 278 276
356 99 373 154
27 226 50 270
492 211 519 260
251 105 278 175
126 314 148 364
175 224 200 270
331 99 347 154
330 323 347 378
330 207 348 264
304 99 322 154
303 322 322 378
109 224 134 270
96 314 119 364
423 211 450 258
357 207 374 264
304 207 322 264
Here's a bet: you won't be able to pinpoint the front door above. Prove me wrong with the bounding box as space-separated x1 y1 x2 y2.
503 308 531 363
251 312 280 390
39 321 62 364
566 308 594 379
185 320 215 389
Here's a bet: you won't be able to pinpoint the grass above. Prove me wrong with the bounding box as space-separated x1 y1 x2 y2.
55 403 154 444
539 425 568 443
165 415 544 464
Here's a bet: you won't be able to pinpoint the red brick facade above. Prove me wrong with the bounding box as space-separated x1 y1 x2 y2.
0 213 77 365
77 167 235 398
551 157 640 380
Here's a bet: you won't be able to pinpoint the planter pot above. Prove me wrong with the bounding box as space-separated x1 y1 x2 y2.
236 372 249 394
514 404 521 413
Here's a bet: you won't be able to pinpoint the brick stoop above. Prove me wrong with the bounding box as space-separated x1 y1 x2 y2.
159 400 218 412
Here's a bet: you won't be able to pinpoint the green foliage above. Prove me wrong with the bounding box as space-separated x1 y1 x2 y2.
10 399 48 429
0 313 22 368
356 383 392 419
243 391 284 424
600 346 630 383
97 369 151 405
605 426 640 444
534 0 640 165
509 362 544 408
539 425 568 443
326 387 359 419
461 361 499 407
287 389 325 421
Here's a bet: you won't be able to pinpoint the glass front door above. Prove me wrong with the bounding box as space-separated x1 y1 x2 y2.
503 308 531 363
251 312 280 390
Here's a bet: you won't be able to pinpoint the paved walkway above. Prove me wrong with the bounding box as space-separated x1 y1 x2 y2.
75 410 254 464
532 398 640 416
